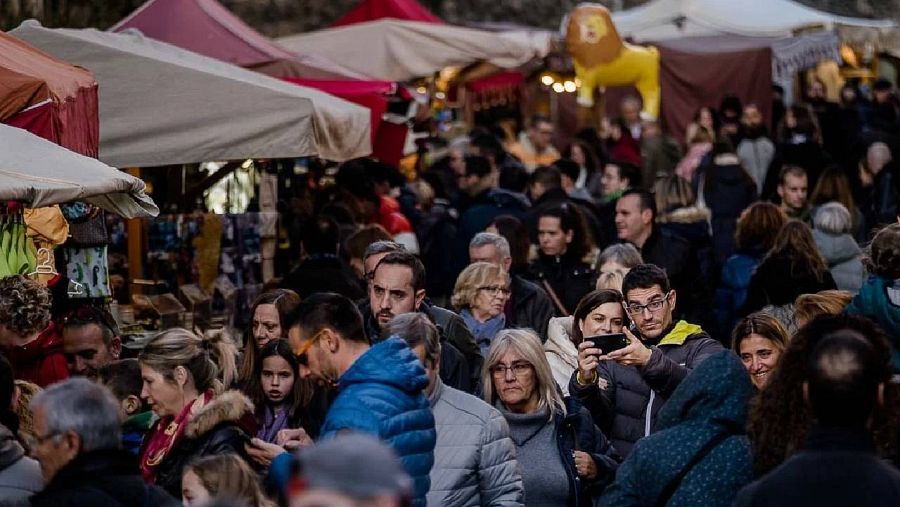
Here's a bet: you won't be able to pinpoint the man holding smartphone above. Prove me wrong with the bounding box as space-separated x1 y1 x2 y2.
569 264 723 456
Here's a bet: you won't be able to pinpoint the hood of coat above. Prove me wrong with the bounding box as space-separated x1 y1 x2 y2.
340 337 428 394
545 316 579 368
185 390 254 439
658 205 710 225
655 350 753 432
487 187 531 210
0 424 24 468
7 322 63 363
813 229 862 265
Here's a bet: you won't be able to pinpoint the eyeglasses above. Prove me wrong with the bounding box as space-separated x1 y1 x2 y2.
478 285 511 296
293 329 326 366
490 361 533 378
624 291 673 316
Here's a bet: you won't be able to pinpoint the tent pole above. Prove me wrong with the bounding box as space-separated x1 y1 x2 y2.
126 167 144 285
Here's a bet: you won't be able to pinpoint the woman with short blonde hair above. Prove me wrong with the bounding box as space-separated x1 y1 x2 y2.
453 262 511 355
182 454 275 507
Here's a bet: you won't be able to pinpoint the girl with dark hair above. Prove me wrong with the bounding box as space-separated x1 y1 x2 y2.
741 220 837 330
245 340 310 445
545 290 627 395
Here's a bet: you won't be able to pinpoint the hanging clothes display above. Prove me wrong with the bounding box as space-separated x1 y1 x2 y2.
0 211 38 277
61 246 110 298
24 205 69 286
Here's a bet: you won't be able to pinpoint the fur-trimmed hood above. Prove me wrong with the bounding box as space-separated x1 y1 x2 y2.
185 390 254 439
658 205 711 224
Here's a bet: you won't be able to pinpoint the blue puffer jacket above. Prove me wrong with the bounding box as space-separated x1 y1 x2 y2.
320 337 437 507
601 351 754 507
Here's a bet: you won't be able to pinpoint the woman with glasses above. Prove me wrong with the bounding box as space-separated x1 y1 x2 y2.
452 262 512 355
483 329 619 506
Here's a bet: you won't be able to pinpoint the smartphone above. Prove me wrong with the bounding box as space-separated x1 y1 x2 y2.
585 333 630 354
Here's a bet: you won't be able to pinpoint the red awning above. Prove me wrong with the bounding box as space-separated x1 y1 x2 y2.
332 0 443 27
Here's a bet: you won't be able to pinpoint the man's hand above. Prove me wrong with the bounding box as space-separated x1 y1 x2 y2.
245 438 286 468
602 327 652 367
573 450 598 480
275 427 313 450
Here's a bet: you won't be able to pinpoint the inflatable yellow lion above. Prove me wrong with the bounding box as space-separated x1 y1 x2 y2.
564 3 660 119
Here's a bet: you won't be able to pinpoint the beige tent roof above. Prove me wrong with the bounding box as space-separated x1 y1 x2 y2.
11 20 372 167
0 124 158 218
278 20 550 81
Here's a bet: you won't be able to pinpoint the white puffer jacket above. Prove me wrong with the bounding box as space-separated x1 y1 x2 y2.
545 316 580 396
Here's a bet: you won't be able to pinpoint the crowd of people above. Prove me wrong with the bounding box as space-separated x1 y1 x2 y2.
0 78 899 507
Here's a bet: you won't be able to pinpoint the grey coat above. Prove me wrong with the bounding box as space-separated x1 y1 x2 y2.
427 378 524 507
0 425 42 506
813 229 866 295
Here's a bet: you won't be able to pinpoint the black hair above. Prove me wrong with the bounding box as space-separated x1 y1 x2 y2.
463 155 492 179
536 203 591 260
807 330 882 427
62 306 120 346
375 251 427 292
571 289 628 344
300 216 340 255
553 158 581 182
622 263 671 297
98 359 144 405
531 165 562 190
619 189 657 219
606 160 642 189
470 132 506 163
285 293 368 344
0 354 17 434
499 164 529 193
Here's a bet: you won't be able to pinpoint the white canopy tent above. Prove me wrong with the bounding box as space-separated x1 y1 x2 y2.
277 19 551 82
611 0 894 41
11 20 372 167
0 124 158 218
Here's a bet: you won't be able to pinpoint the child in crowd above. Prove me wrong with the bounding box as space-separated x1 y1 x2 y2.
246 339 308 444
182 454 275 507
97 358 154 455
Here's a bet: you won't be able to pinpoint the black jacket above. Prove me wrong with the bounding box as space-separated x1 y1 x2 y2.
568 321 724 457
734 426 900 507
638 228 709 329
281 254 364 301
506 274 557 342
30 449 177 507
140 391 254 498
526 252 596 317
741 255 838 315
700 161 758 267
528 188 604 248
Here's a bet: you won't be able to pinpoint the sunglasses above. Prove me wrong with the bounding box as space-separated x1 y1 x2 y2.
293 329 326 365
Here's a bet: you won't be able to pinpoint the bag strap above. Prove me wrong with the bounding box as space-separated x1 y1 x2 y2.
654 431 733 507
541 279 570 316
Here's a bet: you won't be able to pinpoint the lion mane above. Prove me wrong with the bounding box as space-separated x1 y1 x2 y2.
564 3 625 69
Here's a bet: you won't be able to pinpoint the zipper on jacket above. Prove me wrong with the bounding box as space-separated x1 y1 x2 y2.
645 390 655 436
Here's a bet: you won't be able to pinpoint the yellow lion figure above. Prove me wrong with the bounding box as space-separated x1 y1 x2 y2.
564 3 660 119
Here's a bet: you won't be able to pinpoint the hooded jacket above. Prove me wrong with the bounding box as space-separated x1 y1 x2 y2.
427 378 524 507
545 316 580 396
601 351 754 507
699 156 759 266
29 449 177 507
736 136 775 195
569 321 724 457
4 322 68 388
846 275 900 372
715 249 764 335
0 424 42 505
812 229 866 294
140 390 254 498
321 337 436 507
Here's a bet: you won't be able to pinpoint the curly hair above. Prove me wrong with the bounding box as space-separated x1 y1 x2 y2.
0 275 51 338
747 314 897 476
868 223 900 280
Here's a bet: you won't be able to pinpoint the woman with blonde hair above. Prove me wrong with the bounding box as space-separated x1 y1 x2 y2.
453 262 512 355
182 454 275 507
731 313 790 390
794 290 853 328
483 329 618 506
138 328 252 497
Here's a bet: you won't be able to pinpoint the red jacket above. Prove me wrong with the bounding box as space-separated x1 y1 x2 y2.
5 321 69 387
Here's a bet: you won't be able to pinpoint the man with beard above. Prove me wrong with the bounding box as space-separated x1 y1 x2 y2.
285 292 436 507
737 103 776 195
61 306 121 380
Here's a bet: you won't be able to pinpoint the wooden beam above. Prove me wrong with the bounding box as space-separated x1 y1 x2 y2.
180 161 242 209
126 167 144 285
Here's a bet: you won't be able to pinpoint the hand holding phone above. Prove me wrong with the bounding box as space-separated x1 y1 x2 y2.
585 333 630 355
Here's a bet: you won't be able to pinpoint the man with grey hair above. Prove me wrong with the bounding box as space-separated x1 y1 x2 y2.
469 232 556 341
28 378 177 506
812 202 866 294
383 313 524 507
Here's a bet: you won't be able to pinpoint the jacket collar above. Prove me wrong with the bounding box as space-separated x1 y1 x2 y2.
184 390 253 439
804 425 876 454
47 448 138 488
657 320 704 346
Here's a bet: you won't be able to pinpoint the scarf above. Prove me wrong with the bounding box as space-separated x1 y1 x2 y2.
461 309 506 356
140 390 213 483
256 405 290 444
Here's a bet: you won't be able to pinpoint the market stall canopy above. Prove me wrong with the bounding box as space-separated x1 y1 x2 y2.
278 20 550 81
332 0 443 27
11 20 372 167
0 31 98 157
0 124 158 218
111 0 367 79
611 0 894 41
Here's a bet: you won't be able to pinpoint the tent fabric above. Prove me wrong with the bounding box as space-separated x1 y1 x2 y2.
277 20 550 81
111 0 365 79
0 124 158 218
612 0 894 41
11 21 372 167
0 31 99 157
332 0 443 27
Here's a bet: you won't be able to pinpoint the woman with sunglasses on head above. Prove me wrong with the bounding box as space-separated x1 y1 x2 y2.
237 289 301 387
138 328 252 498
484 329 619 506
452 262 512 355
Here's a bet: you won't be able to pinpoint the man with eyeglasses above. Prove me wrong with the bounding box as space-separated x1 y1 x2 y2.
569 264 723 457
283 292 436 507
61 306 121 380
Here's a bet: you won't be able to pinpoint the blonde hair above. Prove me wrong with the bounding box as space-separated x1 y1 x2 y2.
14 380 41 449
185 454 275 507
451 262 508 311
596 270 624 291
794 290 853 325
654 176 696 218
482 329 566 419
139 328 238 393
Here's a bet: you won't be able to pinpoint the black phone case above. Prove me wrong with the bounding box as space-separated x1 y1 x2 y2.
586 333 629 353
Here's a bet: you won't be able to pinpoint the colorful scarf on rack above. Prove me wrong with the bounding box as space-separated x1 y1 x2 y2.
140 390 213 483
